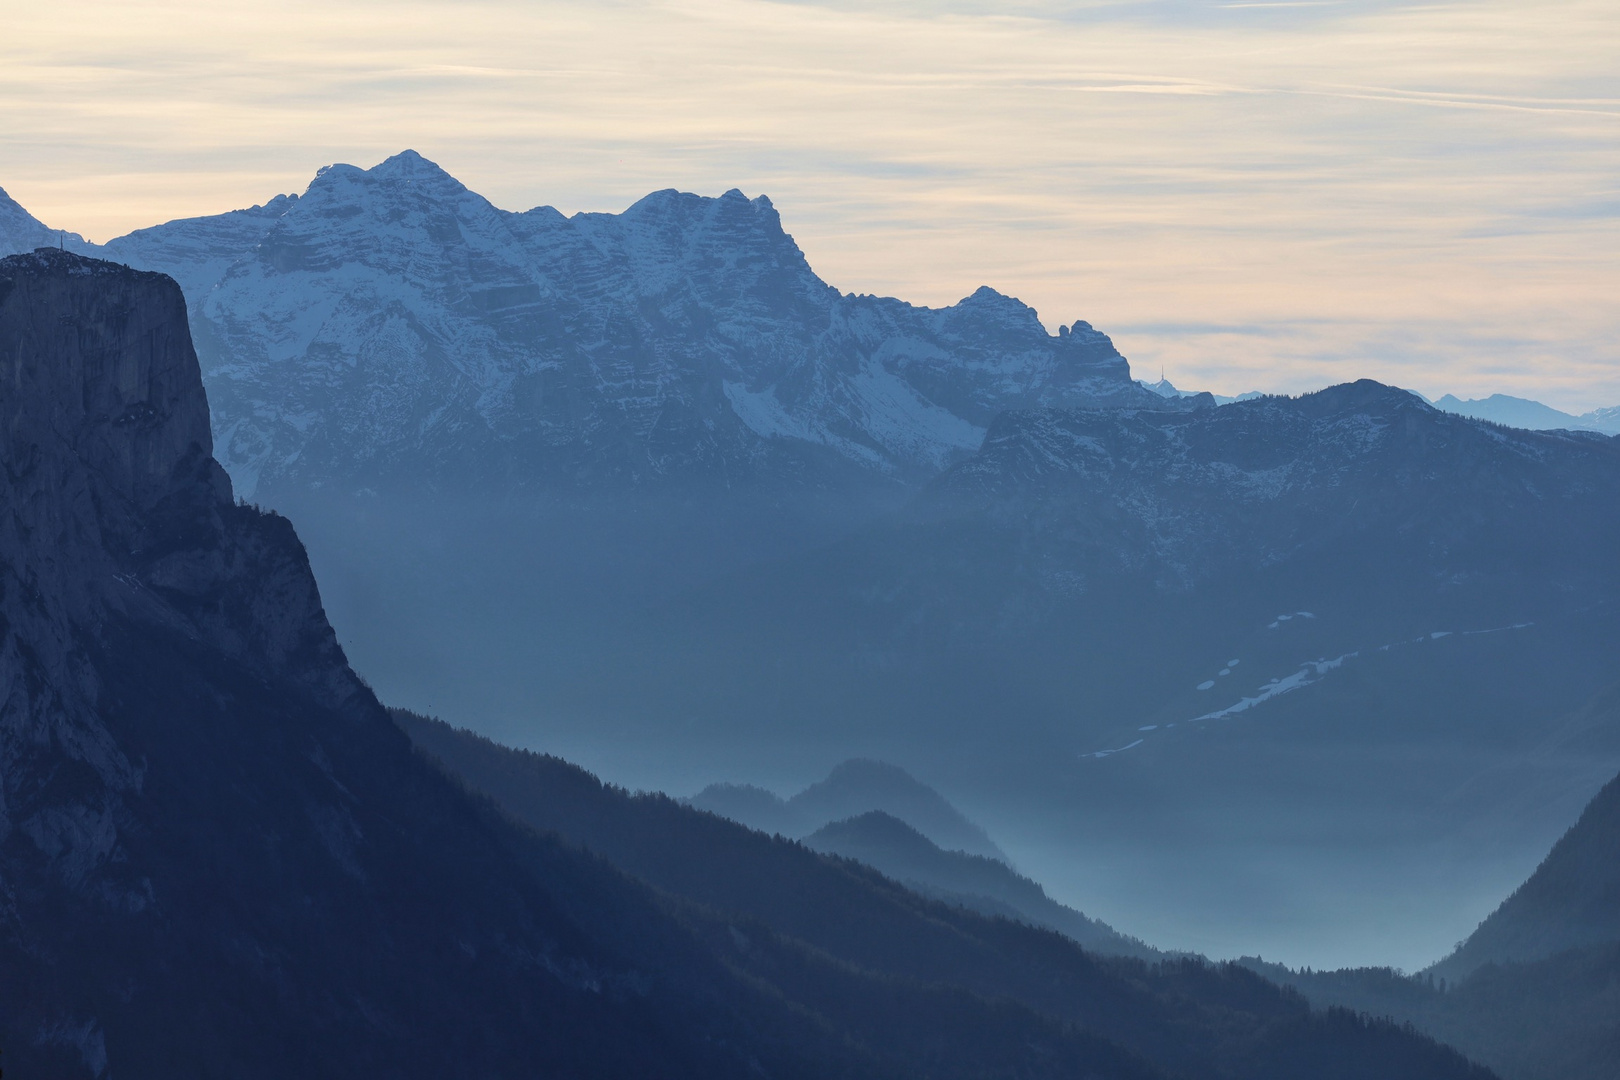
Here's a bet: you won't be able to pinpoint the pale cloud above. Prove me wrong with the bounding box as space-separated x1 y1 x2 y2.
1 0 1616 409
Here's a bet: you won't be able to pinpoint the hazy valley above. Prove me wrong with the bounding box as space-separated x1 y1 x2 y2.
1 149 1617 1078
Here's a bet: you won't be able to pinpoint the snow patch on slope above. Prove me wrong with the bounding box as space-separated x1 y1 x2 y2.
1080 619 1538 760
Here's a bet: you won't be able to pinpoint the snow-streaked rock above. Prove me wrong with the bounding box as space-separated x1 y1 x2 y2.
18 151 1176 498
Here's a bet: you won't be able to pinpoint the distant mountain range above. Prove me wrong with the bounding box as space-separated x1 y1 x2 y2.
2 167 1612 505
1139 378 1620 435
931 379 1618 602
4 160 1617 966
687 762 1162 955
1429 393 1620 435
1140 374 1265 405
690 758 1008 861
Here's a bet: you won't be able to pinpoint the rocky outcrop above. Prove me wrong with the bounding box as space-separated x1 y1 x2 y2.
0 251 214 894
0 252 364 896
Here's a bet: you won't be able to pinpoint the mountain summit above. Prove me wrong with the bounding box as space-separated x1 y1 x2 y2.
46 151 1178 498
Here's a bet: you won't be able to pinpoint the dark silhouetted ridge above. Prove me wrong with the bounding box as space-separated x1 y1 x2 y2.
395 707 1499 1080
1436 711 1620 980
805 811 1158 959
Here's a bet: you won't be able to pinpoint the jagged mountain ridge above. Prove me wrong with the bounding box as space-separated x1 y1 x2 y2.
11 151 1179 498
0 153 1196 759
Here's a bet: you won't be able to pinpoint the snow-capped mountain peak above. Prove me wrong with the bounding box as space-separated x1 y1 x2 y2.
4 154 1179 499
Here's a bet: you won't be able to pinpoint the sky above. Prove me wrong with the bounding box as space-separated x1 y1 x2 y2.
2 0 1617 410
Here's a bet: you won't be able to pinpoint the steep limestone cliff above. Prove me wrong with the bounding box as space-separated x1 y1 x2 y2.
0 251 363 899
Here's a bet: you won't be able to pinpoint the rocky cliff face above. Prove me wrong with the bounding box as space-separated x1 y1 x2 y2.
80 151 1172 498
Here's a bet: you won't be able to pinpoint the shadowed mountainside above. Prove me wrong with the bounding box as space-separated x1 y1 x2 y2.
1432 685 1620 980
804 811 1158 960
1235 688 1620 1080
